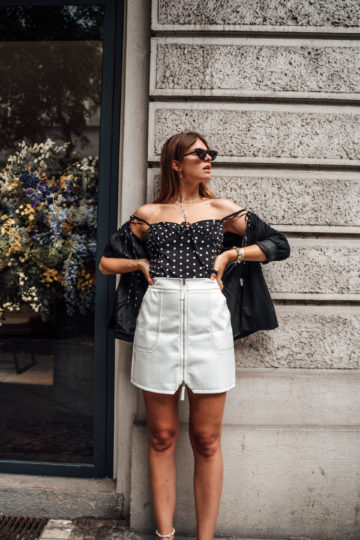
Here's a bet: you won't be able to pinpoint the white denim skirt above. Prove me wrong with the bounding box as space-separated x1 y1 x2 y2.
130 277 236 400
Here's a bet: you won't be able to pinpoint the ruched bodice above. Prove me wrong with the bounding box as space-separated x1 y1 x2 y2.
146 219 223 278
130 209 247 279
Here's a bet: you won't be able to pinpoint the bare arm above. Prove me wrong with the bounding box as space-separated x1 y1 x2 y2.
98 256 140 275
223 244 267 264
99 256 141 275
99 255 154 285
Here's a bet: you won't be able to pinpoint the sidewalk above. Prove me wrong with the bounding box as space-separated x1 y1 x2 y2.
39 518 309 540
40 517 138 540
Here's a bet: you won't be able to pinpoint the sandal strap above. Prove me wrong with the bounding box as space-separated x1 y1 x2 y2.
155 527 175 538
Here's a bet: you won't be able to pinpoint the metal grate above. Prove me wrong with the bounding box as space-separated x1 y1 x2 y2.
0 515 48 540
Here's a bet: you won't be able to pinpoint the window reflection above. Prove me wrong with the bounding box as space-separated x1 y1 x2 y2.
0 5 104 463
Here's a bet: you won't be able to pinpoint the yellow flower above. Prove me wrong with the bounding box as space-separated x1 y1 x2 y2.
39 264 65 284
76 267 95 290
7 241 22 255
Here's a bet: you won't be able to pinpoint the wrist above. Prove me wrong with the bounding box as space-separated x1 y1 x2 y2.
132 259 142 271
221 248 238 264
229 246 245 264
226 248 238 263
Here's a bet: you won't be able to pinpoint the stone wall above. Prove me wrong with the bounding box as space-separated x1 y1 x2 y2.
128 1 360 537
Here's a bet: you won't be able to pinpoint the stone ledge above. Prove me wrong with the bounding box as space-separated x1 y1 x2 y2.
235 305 360 369
153 0 360 29
147 168 360 228
0 474 122 520
262 237 360 295
149 102 360 166
150 38 360 98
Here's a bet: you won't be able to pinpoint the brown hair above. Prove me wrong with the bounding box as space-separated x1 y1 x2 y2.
153 131 218 204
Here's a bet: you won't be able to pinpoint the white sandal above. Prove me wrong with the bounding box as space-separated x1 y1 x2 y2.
155 527 175 538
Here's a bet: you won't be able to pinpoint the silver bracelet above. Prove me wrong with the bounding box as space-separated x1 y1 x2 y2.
231 246 244 264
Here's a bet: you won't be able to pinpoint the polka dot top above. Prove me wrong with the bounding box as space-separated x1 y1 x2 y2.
129 209 247 279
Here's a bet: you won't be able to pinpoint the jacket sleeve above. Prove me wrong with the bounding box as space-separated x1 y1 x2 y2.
102 221 134 259
250 212 291 265
102 220 148 260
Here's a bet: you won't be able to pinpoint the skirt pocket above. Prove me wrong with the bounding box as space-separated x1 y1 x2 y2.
133 287 162 352
209 289 234 352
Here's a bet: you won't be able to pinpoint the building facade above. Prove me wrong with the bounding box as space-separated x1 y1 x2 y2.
0 1 359 538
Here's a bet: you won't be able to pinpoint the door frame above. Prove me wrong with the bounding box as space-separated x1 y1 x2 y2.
0 0 124 478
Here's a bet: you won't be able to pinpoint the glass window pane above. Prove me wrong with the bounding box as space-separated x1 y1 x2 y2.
0 5 104 464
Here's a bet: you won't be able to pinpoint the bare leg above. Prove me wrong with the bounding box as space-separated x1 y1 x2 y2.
187 388 227 540
142 387 181 539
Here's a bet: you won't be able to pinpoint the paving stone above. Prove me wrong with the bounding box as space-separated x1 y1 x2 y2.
40 519 74 540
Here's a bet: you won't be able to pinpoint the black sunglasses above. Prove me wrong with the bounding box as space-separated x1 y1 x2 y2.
183 148 218 161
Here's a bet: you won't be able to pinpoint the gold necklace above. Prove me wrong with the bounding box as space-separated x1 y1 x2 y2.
170 196 203 227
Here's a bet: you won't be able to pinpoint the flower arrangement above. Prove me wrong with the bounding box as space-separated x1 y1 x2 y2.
0 138 98 325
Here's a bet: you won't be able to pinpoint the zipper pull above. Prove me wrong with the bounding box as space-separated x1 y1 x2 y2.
240 277 244 287
180 382 186 401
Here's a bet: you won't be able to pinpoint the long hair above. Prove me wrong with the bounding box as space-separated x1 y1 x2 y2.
153 131 218 204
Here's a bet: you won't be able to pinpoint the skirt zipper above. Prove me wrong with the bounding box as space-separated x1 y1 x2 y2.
180 277 186 401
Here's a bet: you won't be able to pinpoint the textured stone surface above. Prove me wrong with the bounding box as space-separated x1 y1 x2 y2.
40 520 74 540
69 517 137 540
39 515 297 540
149 169 360 227
156 0 360 27
262 238 359 294
136 361 360 426
235 306 360 369
0 474 120 519
130 423 360 538
124 4 360 539
129 306 360 390
151 104 360 162
154 41 360 94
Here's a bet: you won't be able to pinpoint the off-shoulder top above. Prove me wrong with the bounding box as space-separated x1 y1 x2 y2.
129 208 247 279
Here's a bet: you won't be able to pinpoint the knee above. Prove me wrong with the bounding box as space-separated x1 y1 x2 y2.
148 427 179 452
189 429 221 457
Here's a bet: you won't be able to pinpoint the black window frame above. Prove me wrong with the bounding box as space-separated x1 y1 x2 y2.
0 0 123 478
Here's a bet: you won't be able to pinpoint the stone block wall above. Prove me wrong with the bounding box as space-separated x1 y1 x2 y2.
128 2 360 538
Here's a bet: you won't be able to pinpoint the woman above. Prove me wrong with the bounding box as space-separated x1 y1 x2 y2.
99 131 290 540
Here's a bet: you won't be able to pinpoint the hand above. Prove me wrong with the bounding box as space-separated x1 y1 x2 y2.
209 252 231 291
137 258 154 285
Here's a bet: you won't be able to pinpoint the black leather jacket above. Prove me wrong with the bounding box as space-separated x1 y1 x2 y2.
102 210 291 342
